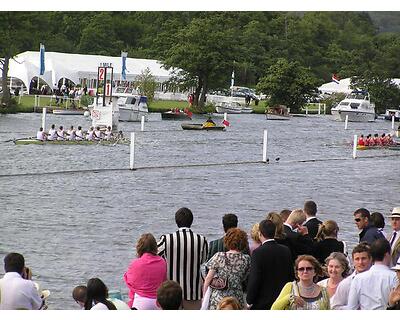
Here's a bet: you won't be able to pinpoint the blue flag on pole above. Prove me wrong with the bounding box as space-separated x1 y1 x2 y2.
121 52 128 80
39 43 45 76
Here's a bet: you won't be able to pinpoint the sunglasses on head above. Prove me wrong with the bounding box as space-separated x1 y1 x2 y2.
297 267 314 272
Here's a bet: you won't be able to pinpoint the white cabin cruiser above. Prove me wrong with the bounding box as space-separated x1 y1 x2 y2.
114 87 149 122
331 90 376 122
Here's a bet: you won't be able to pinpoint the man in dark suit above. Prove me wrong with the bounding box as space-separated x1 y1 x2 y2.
283 209 314 261
246 219 294 310
207 213 238 261
303 200 323 240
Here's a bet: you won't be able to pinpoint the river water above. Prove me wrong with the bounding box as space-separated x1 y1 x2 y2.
0 112 399 309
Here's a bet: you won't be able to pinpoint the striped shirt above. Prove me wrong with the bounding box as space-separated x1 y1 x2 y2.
157 228 208 301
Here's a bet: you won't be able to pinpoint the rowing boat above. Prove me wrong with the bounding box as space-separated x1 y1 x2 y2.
181 123 226 131
356 144 400 150
13 137 130 145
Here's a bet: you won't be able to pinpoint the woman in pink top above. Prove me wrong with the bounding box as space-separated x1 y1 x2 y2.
124 233 167 309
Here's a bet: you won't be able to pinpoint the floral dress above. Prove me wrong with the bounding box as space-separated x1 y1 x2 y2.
205 252 251 310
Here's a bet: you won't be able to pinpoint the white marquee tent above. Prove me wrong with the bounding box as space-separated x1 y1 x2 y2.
7 51 174 91
319 77 400 94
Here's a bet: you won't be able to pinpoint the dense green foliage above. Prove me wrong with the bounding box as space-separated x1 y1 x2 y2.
2 12 400 112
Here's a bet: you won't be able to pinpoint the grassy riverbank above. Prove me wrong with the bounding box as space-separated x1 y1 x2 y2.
14 95 266 114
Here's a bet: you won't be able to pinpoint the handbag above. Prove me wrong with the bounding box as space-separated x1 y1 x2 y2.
209 253 229 290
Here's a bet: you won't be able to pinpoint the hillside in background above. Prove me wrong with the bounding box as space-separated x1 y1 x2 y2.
369 12 400 33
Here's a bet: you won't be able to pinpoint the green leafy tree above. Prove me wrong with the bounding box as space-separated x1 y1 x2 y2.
0 12 43 107
135 67 157 103
160 13 240 109
256 58 318 113
351 75 400 113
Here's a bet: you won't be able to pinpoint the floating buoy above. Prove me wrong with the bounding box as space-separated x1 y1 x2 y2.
83 111 90 117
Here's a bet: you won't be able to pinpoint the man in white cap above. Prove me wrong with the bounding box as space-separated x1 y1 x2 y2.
388 207 400 267
388 257 400 309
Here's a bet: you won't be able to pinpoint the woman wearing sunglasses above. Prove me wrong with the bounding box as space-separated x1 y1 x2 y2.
271 255 330 310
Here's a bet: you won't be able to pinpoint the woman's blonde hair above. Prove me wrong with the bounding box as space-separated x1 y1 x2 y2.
250 223 260 243
217 296 241 310
266 211 285 239
315 220 339 242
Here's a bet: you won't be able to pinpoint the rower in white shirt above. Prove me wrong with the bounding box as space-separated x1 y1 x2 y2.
75 126 84 141
47 124 57 141
104 126 113 141
86 127 95 141
57 126 65 140
94 126 103 141
36 127 47 141
67 125 76 141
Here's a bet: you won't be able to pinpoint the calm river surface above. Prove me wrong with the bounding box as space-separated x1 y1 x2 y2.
0 111 399 309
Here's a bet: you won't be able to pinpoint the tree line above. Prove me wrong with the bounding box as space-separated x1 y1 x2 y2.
1 11 400 112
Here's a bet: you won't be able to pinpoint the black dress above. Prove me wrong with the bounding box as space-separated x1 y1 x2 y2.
313 238 344 265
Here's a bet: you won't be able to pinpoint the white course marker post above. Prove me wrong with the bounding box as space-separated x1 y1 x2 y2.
345 115 349 130
42 107 46 130
353 134 358 159
305 106 308 115
141 116 145 132
224 112 227 121
262 129 268 163
129 132 135 170
392 115 395 130
323 104 326 115
318 103 321 115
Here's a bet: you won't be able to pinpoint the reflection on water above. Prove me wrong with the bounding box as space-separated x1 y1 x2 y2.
0 112 399 309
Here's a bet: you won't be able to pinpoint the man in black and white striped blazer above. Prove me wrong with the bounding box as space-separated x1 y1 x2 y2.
157 207 208 310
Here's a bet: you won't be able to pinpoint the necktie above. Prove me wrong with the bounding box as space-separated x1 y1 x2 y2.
390 231 397 247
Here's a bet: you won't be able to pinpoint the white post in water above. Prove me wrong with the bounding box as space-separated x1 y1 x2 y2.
392 115 395 130
318 103 321 115
129 132 135 170
323 104 326 115
306 106 308 115
262 129 268 163
353 134 358 159
345 115 349 130
224 112 227 121
42 107 46 130
141 116 145 132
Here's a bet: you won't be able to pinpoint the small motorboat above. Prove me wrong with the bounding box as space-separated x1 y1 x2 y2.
215 101 253 114
161 109 192 120
265 105 290 120
181 123 225 131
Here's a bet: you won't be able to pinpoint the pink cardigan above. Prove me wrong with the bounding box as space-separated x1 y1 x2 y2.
123 253 167 308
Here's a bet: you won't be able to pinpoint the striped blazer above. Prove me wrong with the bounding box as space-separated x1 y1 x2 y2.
157 227 208 301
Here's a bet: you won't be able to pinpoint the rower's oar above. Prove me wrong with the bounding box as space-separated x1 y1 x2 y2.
112 138 120 146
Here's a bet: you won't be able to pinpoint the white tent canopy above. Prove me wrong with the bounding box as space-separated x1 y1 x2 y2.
7 51 174 90
319 77 400 94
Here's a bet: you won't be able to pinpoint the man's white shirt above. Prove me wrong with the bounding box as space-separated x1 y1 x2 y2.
0 272 42 310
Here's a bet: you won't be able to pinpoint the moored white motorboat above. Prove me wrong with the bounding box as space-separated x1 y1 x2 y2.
114 87 149 122
331 90 376 122
215 101 253 114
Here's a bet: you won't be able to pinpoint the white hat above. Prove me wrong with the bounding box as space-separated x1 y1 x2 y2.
392 257 400 271
388 207 400 219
